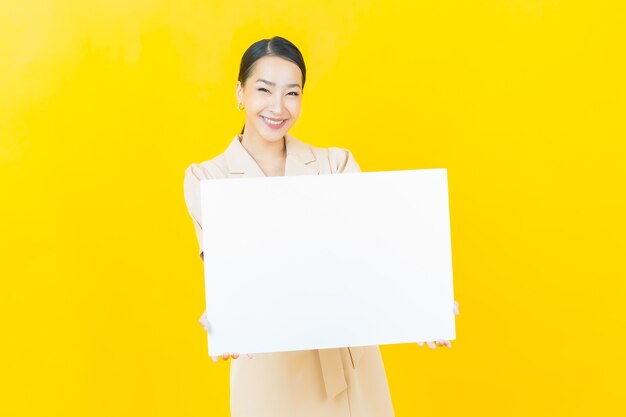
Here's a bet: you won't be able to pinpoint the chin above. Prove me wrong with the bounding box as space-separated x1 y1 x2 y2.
259 126 291 142
262 132 288 142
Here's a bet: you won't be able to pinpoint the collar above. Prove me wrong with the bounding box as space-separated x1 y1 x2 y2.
224 133 319 177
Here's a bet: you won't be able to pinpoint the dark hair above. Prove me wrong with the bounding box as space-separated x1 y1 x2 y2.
238 36 306 135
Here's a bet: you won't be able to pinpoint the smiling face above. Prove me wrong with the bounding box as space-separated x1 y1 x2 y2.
236 55 303 144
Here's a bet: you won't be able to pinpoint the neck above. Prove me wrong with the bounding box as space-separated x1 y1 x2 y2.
239 131 286 161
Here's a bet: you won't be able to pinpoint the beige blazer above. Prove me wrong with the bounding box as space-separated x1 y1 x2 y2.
184 133 394 417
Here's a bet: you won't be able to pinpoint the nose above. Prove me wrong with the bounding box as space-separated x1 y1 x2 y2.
268 92 284 114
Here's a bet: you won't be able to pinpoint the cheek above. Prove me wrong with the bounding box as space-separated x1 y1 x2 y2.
287 99 302 117
245 96 266 117
245 91 265 105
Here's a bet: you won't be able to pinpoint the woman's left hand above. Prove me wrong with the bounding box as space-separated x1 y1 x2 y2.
416 300 460 349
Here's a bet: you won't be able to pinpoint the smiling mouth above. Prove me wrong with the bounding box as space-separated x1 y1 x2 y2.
261 116 287 127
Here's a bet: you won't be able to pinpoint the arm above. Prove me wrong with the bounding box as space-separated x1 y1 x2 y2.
183 164 205 259
185 164 250 361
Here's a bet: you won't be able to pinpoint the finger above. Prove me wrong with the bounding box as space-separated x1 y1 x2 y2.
426 341 436 349
232 353 239 359
444 340 452 348
222 353 230 360
211 355 218 363
198 311 208 323
198 315 211 332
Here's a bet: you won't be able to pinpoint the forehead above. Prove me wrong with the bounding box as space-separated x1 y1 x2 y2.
249 56 302 86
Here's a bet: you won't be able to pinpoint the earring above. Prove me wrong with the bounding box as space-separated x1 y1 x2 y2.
238 102 245 111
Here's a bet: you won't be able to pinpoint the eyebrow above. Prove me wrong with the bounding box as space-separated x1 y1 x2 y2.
256 78 301 89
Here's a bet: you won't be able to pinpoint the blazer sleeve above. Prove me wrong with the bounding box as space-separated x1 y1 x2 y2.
183 163 205 257
328 147 362 174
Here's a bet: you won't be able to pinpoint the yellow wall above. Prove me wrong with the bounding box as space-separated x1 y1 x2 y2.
1 1 624 415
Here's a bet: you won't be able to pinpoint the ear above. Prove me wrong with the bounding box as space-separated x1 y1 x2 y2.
236 81 243 104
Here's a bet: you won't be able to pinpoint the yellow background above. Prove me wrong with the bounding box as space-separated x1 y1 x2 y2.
1 1 624 415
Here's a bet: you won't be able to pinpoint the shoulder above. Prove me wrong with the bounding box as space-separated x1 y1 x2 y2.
183 152 230 213
327 146 359 173
183 156 228 218
184 151 230 183
318 145 361 174
289 134 361 174
184 159 220 182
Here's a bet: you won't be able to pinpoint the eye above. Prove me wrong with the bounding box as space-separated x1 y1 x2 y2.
287 92 300 96
257 88 270 93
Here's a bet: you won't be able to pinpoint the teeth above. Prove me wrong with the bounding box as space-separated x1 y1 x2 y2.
263 117 284 125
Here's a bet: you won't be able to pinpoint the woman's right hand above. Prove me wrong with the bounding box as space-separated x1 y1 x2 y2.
198 311 254 362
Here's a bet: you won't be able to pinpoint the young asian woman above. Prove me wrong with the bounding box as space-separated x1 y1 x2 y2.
183 36 460 417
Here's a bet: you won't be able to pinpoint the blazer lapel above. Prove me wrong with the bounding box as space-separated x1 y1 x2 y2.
224 134 266 177
284 133 319 176
224 133 319 177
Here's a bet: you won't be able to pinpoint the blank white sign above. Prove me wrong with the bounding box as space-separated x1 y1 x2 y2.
200 168 455 356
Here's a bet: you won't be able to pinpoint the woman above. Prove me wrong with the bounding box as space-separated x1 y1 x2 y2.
183 36 458 417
